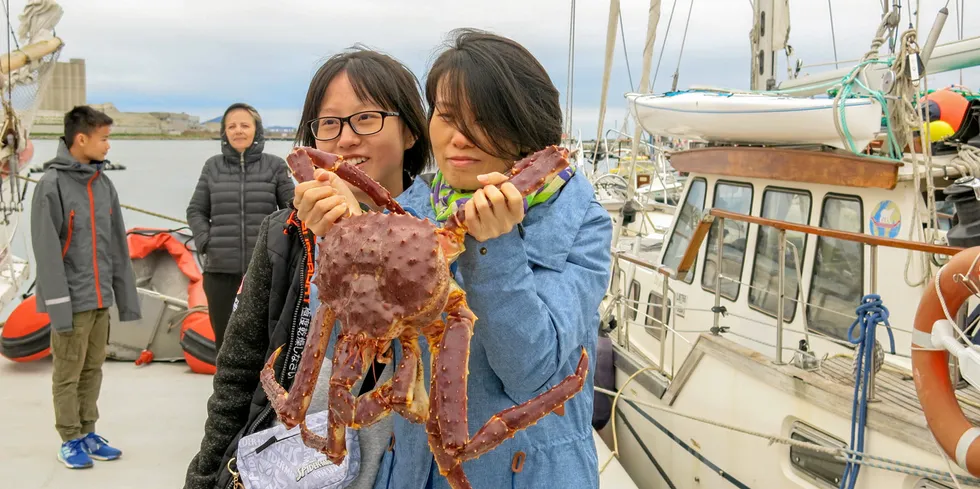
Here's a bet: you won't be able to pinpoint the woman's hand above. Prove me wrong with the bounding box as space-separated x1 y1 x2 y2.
463 172 524 242
294 169 361 237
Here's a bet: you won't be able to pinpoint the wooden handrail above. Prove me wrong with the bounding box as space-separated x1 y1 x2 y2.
709 209 964 256
614 252 673 276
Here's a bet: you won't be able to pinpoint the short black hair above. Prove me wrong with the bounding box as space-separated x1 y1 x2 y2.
295 45 432 181
64 106 113 148
425 28 562 162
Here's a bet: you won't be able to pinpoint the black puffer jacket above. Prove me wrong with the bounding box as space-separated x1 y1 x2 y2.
184 209 311 489
184 208 389 489
186 115 294 275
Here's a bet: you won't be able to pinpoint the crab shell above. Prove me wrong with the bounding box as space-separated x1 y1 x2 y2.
313 212 453 341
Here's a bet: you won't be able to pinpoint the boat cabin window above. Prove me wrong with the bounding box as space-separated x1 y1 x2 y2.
789 421 846 488
914 480 954 489
749 188 812 322
644 291 671 341
627 279 641 321
808 195 864 340
702 181 753 300
662 178 707 284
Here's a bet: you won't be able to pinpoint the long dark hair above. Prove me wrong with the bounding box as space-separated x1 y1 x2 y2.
295 46 431 180
425 28 562 162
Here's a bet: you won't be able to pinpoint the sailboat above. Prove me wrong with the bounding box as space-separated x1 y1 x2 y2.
0 0 64 315
593 0 980 488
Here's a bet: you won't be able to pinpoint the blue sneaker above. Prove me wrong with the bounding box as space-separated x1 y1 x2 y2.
58 438 93 469
81 433 122 461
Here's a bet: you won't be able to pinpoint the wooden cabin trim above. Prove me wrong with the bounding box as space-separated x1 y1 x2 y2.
668 147 901 190
661 348 706 406
710 209 964 256
676 215 715 280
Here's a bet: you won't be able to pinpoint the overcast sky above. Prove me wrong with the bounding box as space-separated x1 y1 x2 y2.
4 0 977 137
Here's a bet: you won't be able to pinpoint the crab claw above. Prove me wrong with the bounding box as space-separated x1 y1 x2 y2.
443 145 571 236
302 147 406 215
286 148 319 183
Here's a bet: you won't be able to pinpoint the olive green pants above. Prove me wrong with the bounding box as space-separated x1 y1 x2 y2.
51 308 109 442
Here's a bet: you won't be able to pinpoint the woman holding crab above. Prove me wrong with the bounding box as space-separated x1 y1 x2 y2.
185 46 431 489
294 29 613 489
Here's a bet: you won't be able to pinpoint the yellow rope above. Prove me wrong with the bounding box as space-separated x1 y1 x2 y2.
13 173 188 225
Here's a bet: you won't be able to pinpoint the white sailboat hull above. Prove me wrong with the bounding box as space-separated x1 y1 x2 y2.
627 91 882 150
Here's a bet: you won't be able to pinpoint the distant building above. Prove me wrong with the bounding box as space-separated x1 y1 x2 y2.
31 57 212 136
33 103 202 135
38 58 86 112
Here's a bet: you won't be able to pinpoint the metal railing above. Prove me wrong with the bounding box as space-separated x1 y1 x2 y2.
609 207 964 391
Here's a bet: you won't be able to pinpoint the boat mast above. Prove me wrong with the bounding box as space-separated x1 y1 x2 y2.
625 0 663 203
750 0 789 90
563 0 576 140
750 0 775 90
592 0 621 170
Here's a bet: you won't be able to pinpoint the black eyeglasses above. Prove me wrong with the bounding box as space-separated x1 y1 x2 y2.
308 110 400 141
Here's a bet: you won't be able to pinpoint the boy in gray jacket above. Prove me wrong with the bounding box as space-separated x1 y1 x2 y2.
30 106 141 469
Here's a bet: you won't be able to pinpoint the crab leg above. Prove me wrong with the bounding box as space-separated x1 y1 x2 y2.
291 147 406 215
350 331 429 426
260 304 335 428
423 321 474 489
458 348 589 462
430 282 478 453
384 331 430 424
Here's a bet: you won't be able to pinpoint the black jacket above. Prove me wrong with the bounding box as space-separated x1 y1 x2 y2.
186 125 294 275
184 209 315 489
183 207 388 489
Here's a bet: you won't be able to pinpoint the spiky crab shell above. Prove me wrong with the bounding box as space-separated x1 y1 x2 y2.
313 212 452 338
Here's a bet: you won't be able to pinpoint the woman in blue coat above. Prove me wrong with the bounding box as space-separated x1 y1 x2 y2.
296 28 612 489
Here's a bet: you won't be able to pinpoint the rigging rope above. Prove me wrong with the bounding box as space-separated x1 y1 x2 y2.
670 0 696 92
594 386 980 486
827 0 840 69
618 8 635 92
650 0 680 93
14 173 188 225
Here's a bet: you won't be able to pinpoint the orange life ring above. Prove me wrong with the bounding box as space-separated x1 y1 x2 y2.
912 247 980 474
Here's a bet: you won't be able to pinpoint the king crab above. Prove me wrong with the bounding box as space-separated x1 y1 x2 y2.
259 145 589 489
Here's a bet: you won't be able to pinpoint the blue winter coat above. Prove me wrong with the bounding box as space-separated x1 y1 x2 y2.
372 170 613 489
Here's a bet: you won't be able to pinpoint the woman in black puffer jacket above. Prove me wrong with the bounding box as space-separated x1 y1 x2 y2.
186 103 294 352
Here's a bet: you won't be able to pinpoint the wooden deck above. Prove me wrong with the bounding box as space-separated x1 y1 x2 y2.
815 355 980 425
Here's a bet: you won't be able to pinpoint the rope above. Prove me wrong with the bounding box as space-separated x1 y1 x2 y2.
827 0 840 69
593 387 980 485
13 173 188 225
832 7 901 156
618 8 634 92
650 0 680 92
840 294 894 489
669 0 696 92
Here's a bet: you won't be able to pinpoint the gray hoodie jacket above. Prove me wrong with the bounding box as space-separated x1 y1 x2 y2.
30 139 141 332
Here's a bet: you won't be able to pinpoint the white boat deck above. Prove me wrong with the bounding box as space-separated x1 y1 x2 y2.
816 354 980 425
0 357 638 489
0 359 213 489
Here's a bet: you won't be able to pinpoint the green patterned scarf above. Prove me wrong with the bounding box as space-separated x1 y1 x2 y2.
430 165 575 222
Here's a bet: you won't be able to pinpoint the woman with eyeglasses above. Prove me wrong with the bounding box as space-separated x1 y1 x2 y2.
185 103 295 353
294 29 612 489
183 47 431 489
